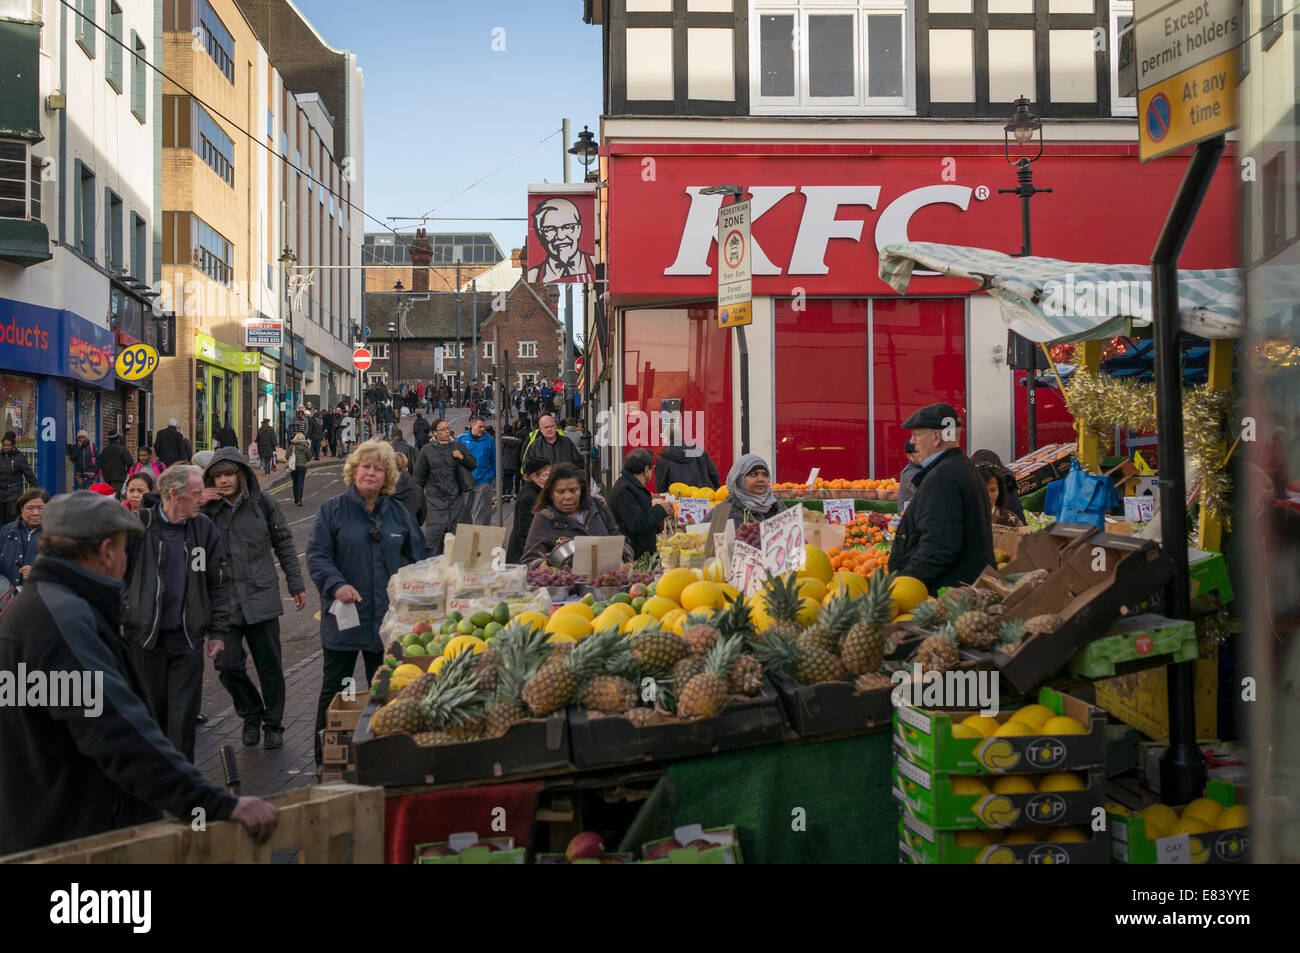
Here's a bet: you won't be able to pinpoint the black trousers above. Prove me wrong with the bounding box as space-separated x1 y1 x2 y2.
310 439 321 460
216 618 285 730
291 468 306 504
316 648 382 763
0 499 16 525
128 630 206 763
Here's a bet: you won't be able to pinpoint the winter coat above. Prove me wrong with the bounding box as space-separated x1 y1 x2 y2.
69 441 98 476
256 425 278 460
154 426 190 467
200 448 304 626
506 479 541 564
0 448 39 503
214 425 239 449
654 444 721 493
128 459 164 480
461 431 496 485
0 556 237 854
522 430 583 472
390 438 417 473
501 431 523 471
98 440 134 487
289 439 311 469
888 448 996 592
393 471 427 526
898 462 923 507
306 486 429 651
412 416 431 447
122 499 232 650
414 439 476 529
0 518 39 587
307 416 324 441
521 497 631 568
607 473 670 560
729 499 786 527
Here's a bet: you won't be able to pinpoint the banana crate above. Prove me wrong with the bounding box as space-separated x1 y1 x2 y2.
892 688 1107 775
898 811 1110 865
1107 782 1250 865
893 757 1104 831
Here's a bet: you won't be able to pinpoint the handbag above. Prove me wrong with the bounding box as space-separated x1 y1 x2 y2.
1055 458 1118 529
455 443 475 493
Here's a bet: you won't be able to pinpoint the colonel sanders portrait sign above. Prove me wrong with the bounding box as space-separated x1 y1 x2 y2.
526 185 597 284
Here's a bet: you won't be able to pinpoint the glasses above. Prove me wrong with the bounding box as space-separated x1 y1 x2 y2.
538 223 580 239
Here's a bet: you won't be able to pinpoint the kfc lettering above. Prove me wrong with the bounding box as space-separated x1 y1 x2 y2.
1 316 50 350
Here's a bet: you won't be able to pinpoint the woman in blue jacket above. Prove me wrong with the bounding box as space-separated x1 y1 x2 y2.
307 439 429 765
0 489 48 588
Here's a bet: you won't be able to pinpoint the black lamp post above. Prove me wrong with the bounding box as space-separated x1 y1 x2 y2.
564 126 600 419
999 97 1052 453
277 245 297 446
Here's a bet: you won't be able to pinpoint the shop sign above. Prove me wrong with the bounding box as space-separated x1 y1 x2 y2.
525 184 597 285
0 297 115 389
114 343 159 382
245 319 284 347
195 331 261 373
67 328 115 387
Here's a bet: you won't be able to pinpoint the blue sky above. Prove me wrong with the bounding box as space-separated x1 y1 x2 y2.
294 0 603 256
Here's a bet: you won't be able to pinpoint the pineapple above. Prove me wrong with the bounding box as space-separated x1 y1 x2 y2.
625 707 655 728
416 649 487 739
840 570 896 676
1022 614 1062 637
582 675 639 713
370 696 427 737
996 618 1027 654
716 596 757 642
914 623 960 674
393 670 436 703
937 590 974 622
951 585 1000 612
800 592 858 656
485 622 552 737
522 629 623 716
681 612 721 660
854 672 894 693
727 654 765 696
954 610 999 650
412 730 449 747
759 572 805 641
909 598 945 630
749 628 848 684
475 647 502 692
672 656 705 693
629 625 689 676
678 635 744 719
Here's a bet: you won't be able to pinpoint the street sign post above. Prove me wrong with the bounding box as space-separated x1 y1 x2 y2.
717 199 752 329
352 347 372 371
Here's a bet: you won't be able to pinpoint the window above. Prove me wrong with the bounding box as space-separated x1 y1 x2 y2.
197 105 234 185
483 340 495 361
199 0 234 84
371 342 390 360
131 211 146 278
76 161 95 259
1110 0 1136 117
76 0 95 58
0 141 42 222
266 108 273 139
328 195 334 219
106 2 122 91
751 1 911 114
1262 155 1285 257
306 162 312 191
295 149 301 175
105 189 123 271
1262 0 1282 50
162 211 232 283
518 340 538 358
282 131 288 161
130 32 146 121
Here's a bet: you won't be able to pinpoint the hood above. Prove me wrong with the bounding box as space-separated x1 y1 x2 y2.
202 446 261 496
658 444 703 464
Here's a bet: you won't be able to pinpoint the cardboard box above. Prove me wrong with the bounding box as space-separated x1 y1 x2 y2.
1009 443 1076 496
768 670 894 737
354 703 570 786
326 692 370 731
992 524 1033 559
566 682 787 770
898 812 1110 864
1188 548 1234 602
414 833 526 865
319 768 358 784
1093 644 1219 742
892 688 1107 774
1108 783 1249 864
639 825 744 864
1069 613 1199 679
321 729 353 767
893 759 1104 830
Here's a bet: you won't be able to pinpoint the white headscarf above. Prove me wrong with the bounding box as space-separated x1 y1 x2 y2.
725 453 777 514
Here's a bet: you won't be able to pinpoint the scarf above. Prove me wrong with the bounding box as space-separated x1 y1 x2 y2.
725 453 777 515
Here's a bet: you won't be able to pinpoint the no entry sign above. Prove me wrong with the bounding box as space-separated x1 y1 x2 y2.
352 347 372 371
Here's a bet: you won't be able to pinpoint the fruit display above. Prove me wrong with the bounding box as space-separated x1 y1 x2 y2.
772 477 900 499
658 531 708 557
828 543 890 577
585 566 659 588
735 520 762 547
1106 787 1250 864
843 512 890 547
667 482 728 503
528 565 580 590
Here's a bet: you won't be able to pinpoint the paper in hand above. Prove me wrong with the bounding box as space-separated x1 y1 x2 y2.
330 598 360 631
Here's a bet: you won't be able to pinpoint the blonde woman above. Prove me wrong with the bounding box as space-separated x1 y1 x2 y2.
306 439 428 767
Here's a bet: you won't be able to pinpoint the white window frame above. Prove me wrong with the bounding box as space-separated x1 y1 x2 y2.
370 342 390 360
1109 0 1136 117
518 340 538 359
483 339 495 361
749 1 914 116
0 140 43 223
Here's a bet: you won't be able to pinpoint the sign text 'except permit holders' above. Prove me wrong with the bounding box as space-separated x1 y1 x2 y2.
717 199 752 329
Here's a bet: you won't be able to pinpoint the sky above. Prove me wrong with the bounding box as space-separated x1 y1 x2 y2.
293 0 604 257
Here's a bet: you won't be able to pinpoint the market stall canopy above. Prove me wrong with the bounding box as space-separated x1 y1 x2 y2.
878 242 1242 344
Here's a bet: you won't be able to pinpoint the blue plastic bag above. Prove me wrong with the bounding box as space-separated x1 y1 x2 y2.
1055 458 1118 528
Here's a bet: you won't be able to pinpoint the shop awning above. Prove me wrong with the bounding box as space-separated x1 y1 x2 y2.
0 219 52 267
878 242 1242 344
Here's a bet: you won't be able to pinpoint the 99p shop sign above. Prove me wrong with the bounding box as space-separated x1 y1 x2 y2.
604 146 1239 296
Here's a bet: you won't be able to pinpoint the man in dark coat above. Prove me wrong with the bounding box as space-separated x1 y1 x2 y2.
888 403 995 592
412 411 431 449
256 419 278 476
522 414 584 472
154 418 191 467
390 426 418 473
307 411 324 461
0 431 40 526
201 449 306 750
68 430 99 489
214 420 239 450
414 420 477 554
0 491 278 855
654 442 721 493
392 453 426 525
98 432 134 495
608 449 672 560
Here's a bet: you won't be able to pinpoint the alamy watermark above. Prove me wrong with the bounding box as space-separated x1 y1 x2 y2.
1039 273 1151 321
0 666 103 717
593 405 707 452
891 665 1000 716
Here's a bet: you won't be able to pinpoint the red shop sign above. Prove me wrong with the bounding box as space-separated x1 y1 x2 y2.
606 146 1239 297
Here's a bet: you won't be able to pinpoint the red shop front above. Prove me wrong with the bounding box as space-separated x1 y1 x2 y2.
605 142 1238 482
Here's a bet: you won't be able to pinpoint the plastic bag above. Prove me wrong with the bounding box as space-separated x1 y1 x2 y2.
1055 459 1118 529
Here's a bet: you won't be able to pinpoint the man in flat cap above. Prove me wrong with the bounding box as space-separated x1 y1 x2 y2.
0 492 278 854
888 403 995 591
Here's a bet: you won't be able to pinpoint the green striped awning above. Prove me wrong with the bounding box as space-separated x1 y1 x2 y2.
878 242 1242 343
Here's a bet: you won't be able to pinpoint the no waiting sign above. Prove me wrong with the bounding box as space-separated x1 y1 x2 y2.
717 199 752 329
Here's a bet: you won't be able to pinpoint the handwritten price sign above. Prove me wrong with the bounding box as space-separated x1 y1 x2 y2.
677 498 711 525
823 498 856 525
729 541 767 597
760 505 806 576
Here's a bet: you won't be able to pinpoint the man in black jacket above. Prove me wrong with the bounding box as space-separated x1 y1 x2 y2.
307 410 324 460
0 491 277 854
154 418 191 467
201 449 305 750
412 411 431 450
522 414 583 472
122 464 232 762
214 419 239 450
654 441 721 493
0 430 40 525
888 404 995 592
98 432 134 495
390 426 417 473
608 449 672 559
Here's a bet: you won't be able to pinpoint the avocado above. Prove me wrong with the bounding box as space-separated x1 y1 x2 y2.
457 617 475 636
473 627 487 641
469 610 494 629
582 592 595 606
448 610 463 623
611 593 632 605
401 632 421 646
631 597 646 613
404 643 428 657
492 601 510 625
440 618 458 635
431 633 453 655
484 621 504 639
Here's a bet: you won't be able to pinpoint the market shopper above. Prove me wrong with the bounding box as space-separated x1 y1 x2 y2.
392 452 427 526
0 491 278 855
970 449 1026 521
975 459 1025 528
412 411 431 450
413 418 476 554
69 430 100 490
154 418 192 468
888 403 995 591
201 449 306 750
521 463 631 568
121 464 231 763
608 449 672 559
98 432 134 495
214 419 239 451
0 431 40 526
0 488 48 588
129 445 164 481
898 440 924 508
501 418 526 500
256 419 278 476
307 410 324 461
461 415 496 525
522 414 584 472
725 454 785 526
288 431 311 506
306 440 427 765
655 432 721 493
506 458 550 564
390 426 418 473
122 470 154 511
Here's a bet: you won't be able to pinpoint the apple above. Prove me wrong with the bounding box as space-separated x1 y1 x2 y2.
419 844 456 857
628 583 647 598
413 621 433 635
565 831 606 862
465 841 500 852
645 838 682 861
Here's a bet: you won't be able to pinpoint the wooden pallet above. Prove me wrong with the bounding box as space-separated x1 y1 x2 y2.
0 784 383 864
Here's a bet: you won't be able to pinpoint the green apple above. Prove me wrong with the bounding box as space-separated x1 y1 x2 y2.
631 597 646 612
457 617 475 636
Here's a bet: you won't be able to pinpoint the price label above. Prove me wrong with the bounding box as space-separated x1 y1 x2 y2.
1124 497 1156 522
1156 834 1191 865
823 498 856 525
729 541 767 597
760 504 806 576
678 498 711 525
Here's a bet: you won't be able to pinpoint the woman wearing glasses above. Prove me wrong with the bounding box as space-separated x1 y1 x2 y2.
307 439 428 768
413 418 477 556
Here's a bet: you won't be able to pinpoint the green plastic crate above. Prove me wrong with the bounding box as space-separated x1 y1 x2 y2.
898 811 1110 864
893 758 1104 831
1108 780 1249 864
1070 613 1199 679
1189 549 1233 603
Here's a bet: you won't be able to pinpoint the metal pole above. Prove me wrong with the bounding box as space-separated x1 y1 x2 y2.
737 325 750 455
493 326 502 527
472 279 478 389
455 262 462 403
1020 161 1037 453
562 118 571 184
562 119 574 421
1154 136 1223 805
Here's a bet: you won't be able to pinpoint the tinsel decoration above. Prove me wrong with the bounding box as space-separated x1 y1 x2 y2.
1063 369 1236 524
1194 597 1235 652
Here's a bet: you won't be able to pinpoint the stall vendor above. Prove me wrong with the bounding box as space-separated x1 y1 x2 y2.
726 454 785 526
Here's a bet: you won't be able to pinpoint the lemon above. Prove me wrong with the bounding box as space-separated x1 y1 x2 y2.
1009 704 1054 729
950 776 990 795
546 633 576 645
961 715 1000 737
1046 827 1088 843
1216 805 1248 830
992 775 1037 795
1168 817 1211 836
545 614 593 639
954 830 996 847
1001 830 1041 845
797 545 834 585
888 575 930 614
655 568 699 605
993 720 1037 737
950 723 981 738
428 655 448 675
1180 798 1223 828
1040 715 1087 735
715 485 729 500
1038 771 1086 793
1140 804 1179 838
680 580 725 612
392 663 425 681
831 572 869 598
622 614 658 635
553 601 595 622
516 610 550 632
795 577 829 604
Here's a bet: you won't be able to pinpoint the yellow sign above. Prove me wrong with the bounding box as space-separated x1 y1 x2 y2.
115 343 160 381
718 301 752 329
1138 49 1237 162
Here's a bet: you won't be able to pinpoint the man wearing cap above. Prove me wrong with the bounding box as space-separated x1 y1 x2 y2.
98 432 134 496
121 464 231 763
888 403 995 592
0 491 278 854
69 430 99 490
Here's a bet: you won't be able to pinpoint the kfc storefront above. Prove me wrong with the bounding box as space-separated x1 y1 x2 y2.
603 142 1238 484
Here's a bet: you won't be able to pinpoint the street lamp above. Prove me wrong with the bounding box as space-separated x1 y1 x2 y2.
277 245 297 447
387 321 397 390
999 96 1052 452
568 125 599 183
562 126 601 419
393 279 405 391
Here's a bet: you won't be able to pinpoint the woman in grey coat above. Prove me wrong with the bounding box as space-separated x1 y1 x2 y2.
413 417 476 555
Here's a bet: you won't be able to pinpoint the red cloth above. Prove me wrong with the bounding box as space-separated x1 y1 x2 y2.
88 483 116 496
383 781 544 864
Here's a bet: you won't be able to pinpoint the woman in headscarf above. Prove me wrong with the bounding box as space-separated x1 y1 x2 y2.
725 454 785 526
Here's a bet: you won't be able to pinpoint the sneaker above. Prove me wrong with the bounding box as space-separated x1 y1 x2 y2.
242 722 260 747
264 728 284 750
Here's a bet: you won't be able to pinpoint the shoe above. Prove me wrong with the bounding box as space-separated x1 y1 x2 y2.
242 722 260 746
196 712 208 723
264 728 284 750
